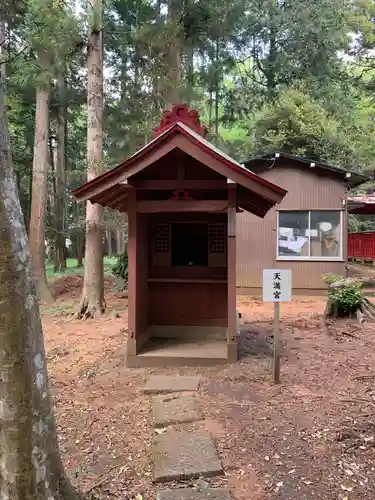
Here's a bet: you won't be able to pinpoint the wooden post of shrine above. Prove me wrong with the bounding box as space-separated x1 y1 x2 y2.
227 180 237 362
127 188 137 356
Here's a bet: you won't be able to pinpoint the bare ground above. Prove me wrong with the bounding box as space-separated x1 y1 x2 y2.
43 276 375 500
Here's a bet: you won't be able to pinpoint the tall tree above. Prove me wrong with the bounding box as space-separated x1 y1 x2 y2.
163 0 183 109
26 0 80 301
53 73 67 272
77 0 106 318
220 0 352 124
0 15 81 500
28 53 52 301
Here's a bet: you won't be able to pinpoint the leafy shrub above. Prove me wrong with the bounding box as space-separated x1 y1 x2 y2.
322 273 342 285
323 273 362 315
112 247 128 285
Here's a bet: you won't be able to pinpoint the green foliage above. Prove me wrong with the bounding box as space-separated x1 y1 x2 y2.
252 88 342 159
112 248 129 283
322 273 343 286
349 214 375 232
4 0 375 270
22 0 81 86
331 281 363 314
249 85 375 170
323 274 363 314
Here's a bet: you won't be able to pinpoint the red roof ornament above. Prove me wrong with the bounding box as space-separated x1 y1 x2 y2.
154 104 208 137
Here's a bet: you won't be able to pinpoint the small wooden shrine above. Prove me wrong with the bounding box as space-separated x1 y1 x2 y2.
73 104 287 367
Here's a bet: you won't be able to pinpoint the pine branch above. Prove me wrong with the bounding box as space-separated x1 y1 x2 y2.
95 20 111 35
0 44 29 65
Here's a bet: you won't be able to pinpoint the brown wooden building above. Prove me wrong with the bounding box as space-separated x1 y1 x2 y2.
236 153 368 294
73 105 286 366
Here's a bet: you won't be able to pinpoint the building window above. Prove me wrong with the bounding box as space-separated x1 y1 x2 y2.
277 210 343 260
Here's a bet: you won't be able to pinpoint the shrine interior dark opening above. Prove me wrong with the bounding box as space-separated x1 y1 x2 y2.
171 222 208 266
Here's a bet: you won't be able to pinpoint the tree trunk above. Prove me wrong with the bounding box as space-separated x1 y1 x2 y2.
48 135 56 265
77 0 105 318
116 229 126 255
163 0 182 110
53 74 67 273
214 39 220 137
116 229 121 255
214 86 219 136
267 16 277 102
28 76 53 303
75 202 84 267
27 167 33 233
76 232 84 267
121 230 126 254
208 90 213 132
106 230 112 257
0 25 81 500
186 42 194 105
153 0 162 111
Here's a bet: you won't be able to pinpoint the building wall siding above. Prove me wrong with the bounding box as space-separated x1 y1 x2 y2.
236 165 348 290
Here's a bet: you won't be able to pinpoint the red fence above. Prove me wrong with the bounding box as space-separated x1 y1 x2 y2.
348 232 375 261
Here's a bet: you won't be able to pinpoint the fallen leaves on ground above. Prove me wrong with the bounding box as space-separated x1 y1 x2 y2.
41 279 375 500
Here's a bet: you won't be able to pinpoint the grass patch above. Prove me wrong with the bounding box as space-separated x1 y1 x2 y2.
46 257 117 278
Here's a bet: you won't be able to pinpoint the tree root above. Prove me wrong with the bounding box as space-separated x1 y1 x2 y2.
341 330 359 339
354 374 375 381
76 295 106 319
38 278 54 304
362 298 375 317
84 462 127 494
353 299 375 326
356 308 365 326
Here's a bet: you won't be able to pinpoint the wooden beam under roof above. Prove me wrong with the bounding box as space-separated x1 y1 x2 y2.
136 200 228 213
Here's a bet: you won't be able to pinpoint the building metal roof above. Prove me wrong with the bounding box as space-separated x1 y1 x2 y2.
348 193 375 214
244 152 369 188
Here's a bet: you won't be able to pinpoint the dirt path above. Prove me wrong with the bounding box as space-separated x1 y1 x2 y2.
42 277 375 499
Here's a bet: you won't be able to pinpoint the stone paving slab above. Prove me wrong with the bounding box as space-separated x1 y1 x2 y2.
153 394 203 427
153 428 223 482
157 489 231 500
142 375 201 394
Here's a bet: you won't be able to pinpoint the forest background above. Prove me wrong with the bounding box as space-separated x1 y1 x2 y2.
2 0 375 301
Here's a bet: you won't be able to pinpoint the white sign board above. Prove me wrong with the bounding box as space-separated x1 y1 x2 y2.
263 269 292 302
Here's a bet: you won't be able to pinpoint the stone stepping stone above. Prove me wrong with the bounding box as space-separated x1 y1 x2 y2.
157 489 231 499
142 375 201 394
153 394 203 427
153 428 223 482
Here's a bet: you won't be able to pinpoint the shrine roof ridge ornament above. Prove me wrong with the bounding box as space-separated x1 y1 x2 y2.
154 104 208 137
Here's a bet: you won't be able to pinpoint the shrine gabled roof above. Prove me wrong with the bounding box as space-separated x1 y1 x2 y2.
72 107 287 217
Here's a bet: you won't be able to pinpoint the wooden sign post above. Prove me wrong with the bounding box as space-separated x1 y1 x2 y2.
263 269 292 384
273 301 280 384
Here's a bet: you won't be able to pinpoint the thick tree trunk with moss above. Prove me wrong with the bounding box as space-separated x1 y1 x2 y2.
29 66 53 303
0 39 81 500
77 0 105 318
